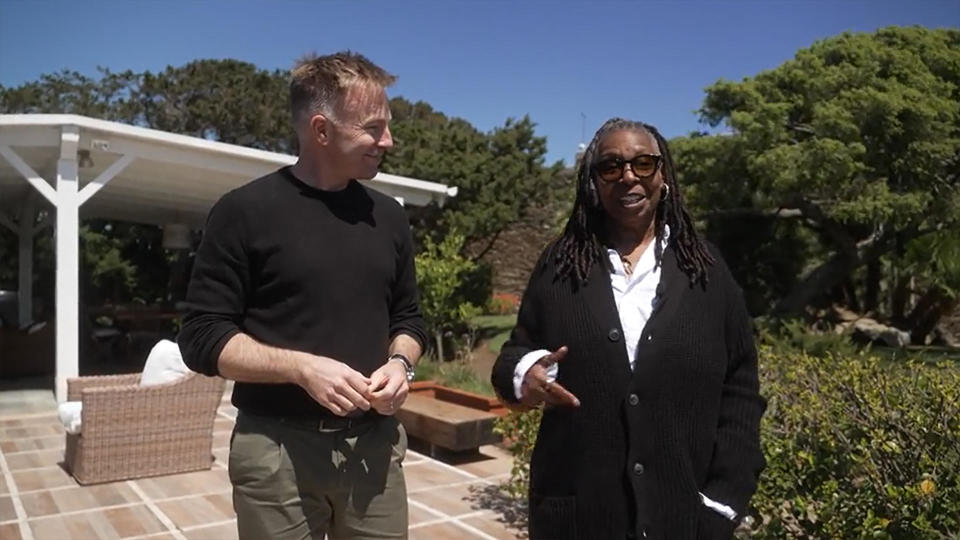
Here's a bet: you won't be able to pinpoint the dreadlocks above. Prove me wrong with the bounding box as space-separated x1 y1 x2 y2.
552 118 714 286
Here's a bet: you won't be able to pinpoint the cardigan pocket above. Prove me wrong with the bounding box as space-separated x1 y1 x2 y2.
695 503 738 540
529 493 577 540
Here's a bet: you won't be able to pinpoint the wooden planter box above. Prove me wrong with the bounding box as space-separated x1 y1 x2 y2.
408 380 507 417
398 381 507 454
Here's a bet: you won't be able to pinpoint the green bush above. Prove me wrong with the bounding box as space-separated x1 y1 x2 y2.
415 231 483 360
748 348 960 538
413 357 495 397
494 407 542 500
493 347 960 538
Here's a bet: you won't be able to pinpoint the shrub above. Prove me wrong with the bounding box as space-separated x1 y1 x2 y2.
487 292 520 315
494 407 542 500
415 231 482 360
747 348 960 538
493 346 960 538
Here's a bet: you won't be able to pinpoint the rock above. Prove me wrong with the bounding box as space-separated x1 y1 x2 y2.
851 318 911 348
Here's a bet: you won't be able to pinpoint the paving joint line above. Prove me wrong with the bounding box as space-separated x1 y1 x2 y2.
126 480 187 540
0 444 34 540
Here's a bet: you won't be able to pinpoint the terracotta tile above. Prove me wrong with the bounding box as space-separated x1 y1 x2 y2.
31 504 166 539
154 492 234 529
454 446 514 479
19 491 57 519
408 503 438 526
0 415 57 428
103 505 167 537
4 449 64 471
403 461 473 492
133 469 230 500
0 497 16 523
462 513 528 539
212 431 232 449
410 481 487 517
0 424 62 440
409 521 479 540
0 522 22 540
183 521 238 540
212 447 229 466
11 467 75 492
1 435 63 454
21 483 140 517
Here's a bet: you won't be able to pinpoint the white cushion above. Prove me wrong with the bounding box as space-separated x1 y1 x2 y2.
58 401 83 434
139 339 191 387
57 340 193 434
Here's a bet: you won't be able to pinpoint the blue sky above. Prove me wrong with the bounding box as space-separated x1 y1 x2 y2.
1 0 957 166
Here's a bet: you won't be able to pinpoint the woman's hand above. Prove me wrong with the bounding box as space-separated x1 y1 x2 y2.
520 346 581 408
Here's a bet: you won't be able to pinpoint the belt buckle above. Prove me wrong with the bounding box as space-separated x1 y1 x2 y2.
317 417 352 432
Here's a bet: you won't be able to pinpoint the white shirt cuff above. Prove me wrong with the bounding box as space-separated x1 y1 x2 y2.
513 349 555 400
699 492 737 521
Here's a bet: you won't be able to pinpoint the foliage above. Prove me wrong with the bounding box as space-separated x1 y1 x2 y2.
414 231 482 359
413 357 494 397
747 347 960 538
486 292 521 315
492 345 960 537
383 98 566 251
493 407 543 500
674 26 960 339
756 317 861 359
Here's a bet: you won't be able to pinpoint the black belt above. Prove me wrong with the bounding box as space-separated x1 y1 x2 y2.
274 413 379 432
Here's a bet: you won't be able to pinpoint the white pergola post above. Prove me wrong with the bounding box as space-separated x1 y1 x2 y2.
18 195 36 327
55 126 81 403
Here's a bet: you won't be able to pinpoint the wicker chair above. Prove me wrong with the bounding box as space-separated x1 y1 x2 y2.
64 372 226 485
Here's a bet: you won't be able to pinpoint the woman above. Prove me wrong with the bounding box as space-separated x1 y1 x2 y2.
491 118 765 539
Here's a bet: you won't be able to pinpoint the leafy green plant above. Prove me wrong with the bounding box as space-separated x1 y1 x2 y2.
415 231 482 360
494 408 542 500
747 348 960 538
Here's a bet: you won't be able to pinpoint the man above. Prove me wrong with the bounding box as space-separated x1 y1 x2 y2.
178 51 426 539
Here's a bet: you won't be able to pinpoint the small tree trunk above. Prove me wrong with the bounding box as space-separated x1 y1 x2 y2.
864 260 881 314
844 278 861 313
890 275 910 326
435 331 444 363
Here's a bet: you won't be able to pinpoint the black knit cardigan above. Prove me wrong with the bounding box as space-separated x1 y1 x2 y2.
491 245 766 540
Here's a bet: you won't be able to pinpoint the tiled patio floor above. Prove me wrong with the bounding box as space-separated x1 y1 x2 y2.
0 386 527 540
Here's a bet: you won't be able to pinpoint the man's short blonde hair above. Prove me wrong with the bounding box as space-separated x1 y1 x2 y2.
290 51 396 126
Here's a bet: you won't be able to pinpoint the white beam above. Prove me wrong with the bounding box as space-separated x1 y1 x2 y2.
55 125 81 403
77 154 134 206
18 197 36 328
0 144 59 205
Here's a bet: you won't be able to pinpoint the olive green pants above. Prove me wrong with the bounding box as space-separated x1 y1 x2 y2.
229 412 408 540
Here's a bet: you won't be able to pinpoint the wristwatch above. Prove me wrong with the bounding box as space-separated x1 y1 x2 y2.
388 353 416 382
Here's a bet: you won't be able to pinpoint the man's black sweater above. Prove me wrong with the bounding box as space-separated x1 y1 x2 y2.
178 167 428 419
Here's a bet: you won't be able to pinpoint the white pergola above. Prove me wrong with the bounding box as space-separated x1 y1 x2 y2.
0 114 458 402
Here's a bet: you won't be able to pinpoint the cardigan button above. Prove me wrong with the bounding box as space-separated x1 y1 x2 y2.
646 334 653 342
608 328 620 342
628 393 639 406
633 462 645 475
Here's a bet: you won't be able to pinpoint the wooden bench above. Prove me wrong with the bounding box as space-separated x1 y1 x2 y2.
396 392 501 454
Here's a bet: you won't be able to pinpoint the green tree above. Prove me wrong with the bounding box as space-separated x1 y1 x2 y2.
414 231 482 360
383 99 564 256
675 26 960 340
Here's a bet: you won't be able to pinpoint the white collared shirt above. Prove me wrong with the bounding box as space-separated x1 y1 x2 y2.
511 232 737 522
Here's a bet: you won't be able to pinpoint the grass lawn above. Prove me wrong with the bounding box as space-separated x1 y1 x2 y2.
471 314 516 353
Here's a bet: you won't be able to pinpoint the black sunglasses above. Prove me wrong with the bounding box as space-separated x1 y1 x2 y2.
593 154 662 183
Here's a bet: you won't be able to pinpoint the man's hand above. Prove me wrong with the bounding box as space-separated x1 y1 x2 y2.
296 354 372 416
367 360 409 416
520 346 580 409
